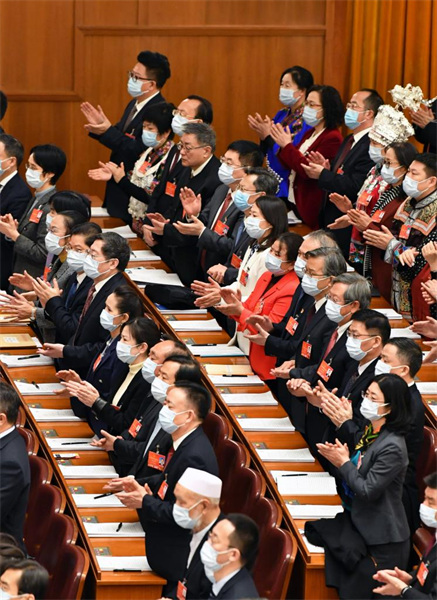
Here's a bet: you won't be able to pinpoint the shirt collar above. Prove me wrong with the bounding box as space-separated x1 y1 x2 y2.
93 272 116 295
191 155 213 178
352 127 371 145
0 170 18 188
76 272 87 285
212 568 241 595
134 91 160 112
315 296 327 312
337 320 351 339
173 426 198 451
128 360 145 375
0 425 15 440
35 185 55 199
358 357 376 375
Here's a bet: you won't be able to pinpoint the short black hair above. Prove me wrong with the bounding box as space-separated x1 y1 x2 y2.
112 285 144 320
136 51 171 88
163 354 202 383
174 381 211 420
186 95 213 124
360 88 384 117
424 472 437 490
0 90 7 120
226 513 259 570
255 196 288 250
57 210 88 233
94 232 131 271
3 559 49 600
372 373 411 435
141 101 175 135
415 152 437 178
121 316 161 349
278 232 304 263
160 335 191 356
384 338 423 378
0 382 20 425
308 84 344 130
0 543 25 561
352 309 391 345
70 221 102 244
388 142 418 170
246 167 278 195
279 66 314 91
227 140 264 168
29 144 67 184
50 191 91 219
0 133 24 167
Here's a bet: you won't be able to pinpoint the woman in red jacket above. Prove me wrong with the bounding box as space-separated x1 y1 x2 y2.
271 85 344 228
217 232 302 386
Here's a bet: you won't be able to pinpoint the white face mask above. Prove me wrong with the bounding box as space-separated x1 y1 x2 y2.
66 250 86 272
172 500 202 530
200 541 233 582
218 163 242 186
45 231 68 255
360 396 389 421
151 377 170 404
402 175 432 199
100 309 122 332
373 359 392 376
141 357 159 383
346 336 372 361
302 106 322 128
380 164 403 185
116 341 141 364
301 273 329 297
265 252 286 275
419 503 437 529
244 216 269 240
172 114 190 136
368 145 383 164
83 254 111 280
294 256 306 279
127 76 144 98
325 299 352 324
158 405 189 434
279 88 299 107
26 167 46 189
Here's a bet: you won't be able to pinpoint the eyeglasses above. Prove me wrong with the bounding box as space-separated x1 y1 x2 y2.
235 184 257 194
361 391 388 404
25 162 41 171
172 109 194 118
127 70 154 83
177 142 208 153
219 156 243 168
347 332 376 340
301 267 328 279
382 160 401 168
346 102 366 111
304 102 322 109
65 245 86 253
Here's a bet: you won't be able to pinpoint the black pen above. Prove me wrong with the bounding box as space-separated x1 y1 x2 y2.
116 522 123 532
31 381 40 388
17 355 40 360
221 374 247 378
190 343 216 347
281 473 308 477
61 441 90 445
94 492 114 499
114 569 142 572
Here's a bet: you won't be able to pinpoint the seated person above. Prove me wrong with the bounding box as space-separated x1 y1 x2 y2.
0 558 49 600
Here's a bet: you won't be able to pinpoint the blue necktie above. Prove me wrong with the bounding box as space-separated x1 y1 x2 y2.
65 277 78 309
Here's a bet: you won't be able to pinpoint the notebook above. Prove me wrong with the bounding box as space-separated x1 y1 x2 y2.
60 465 118 479
0 354 54 367
375 308 403 320
161 308 207 315
257 448 315 462
47 437 97 451
416 382 437 395
187 344 245 357
30 408 85 422
204 364 254 376
96 556 151 572
171 319 222 332
102 225 136 239
210 375 265 387
129 250 161 262
390 328 421 340
90 206 109 217
275 474 337 496
84 521 144 537
287 504 343 519
72 494 125 508
237 417 295 431
126 268 184 286
15 382 65 395
221 392 278 406
0 334 37 348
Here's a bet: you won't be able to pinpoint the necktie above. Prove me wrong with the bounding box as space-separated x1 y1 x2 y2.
200 193 233 270
233 220 245 247
342 368 359 397
77 283 95 326
164 445 174 469
168 149 181 174
65 276 78 309
332 135 354 173
322 328 338 360
305 303 316 326
122 104 137 133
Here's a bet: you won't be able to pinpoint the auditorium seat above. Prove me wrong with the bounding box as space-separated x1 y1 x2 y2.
202 412 231 450
413 526 435 558
17 427 39 455
45 543 89 600
246 495 282 538
216 438 249 500
252 527 297 600
220 465 265 514
24 483 66 558
36 513 78 575
416 426 437 495
27 454 53 523
16 405 27 427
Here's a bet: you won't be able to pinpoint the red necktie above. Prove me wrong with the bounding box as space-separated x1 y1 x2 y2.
164 446 175 469
322 329 338 360
332 135 354 173
77 284 95 326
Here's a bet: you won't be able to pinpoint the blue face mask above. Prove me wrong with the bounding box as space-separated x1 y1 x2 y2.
403 175 432 199
0 157 13 177
344 108 362 130
142 129 159 148
302 106 322 128
279 88 299 107
127 76 144 98
233 189 253 211
368 145 383 164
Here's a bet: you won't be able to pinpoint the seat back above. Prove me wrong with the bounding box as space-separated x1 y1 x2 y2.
36 513 78 574
17 427 39 455
45 544 89 600
216 438 249 500
246 495 282 539
27 455 53 521
202 412 230 450
416 426 437 495
220 466 265 515
413 526 434 558
253 527 297 600
16 405 27 427
24 484 65 558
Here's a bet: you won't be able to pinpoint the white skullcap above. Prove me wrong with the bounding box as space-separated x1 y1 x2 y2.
178 467 222 499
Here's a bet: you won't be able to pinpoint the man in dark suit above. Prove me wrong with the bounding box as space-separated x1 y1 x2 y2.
373 471 437 599
0 382 30 551
302 89 384 256
80 51 170 221
115 382 219 595
39 232 130 378
0 134 32 289
201 514 260 599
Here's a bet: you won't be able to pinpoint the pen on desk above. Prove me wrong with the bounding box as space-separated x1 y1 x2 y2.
222 374 246 378
281 473 308 477
17 355 40 360
61 441 90 445
190 343 216 346
93 492 114 499
31 381 40 389
116 522 123 532
114 569 142 572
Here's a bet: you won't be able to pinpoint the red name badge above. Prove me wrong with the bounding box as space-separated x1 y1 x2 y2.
417 561 429 586
124 132 135 139
92 353 103 372
157 479 169 500
357 191 372 208
337 167 344 175
128 418 142 438
177 581 187 600
371 209 385 222
399 223 412 240
231 253 242 269
301 341 312 359
213 220 229 236
317 360 333 382
139 160 151 174
165 181 177 197
148 451 166 471
239 269 249 286
29 208 43 224
254 300 264 315
285 316 299 336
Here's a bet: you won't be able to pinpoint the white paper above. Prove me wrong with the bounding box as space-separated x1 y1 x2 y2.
60 465 118 479
31 408 85 422
126 268 183 286
416 382 436 394
161 308 207 315
47 437 97 451
91 207 109 217
375 308 403 320
188 344 245 357
257 448 315 462
299 531 325 554
72 494 125 508
390 328 421 340
129 250 161 262
431 405 437 416
102 225 136 239
32 337 42 348
84 522 144 537
171 319 222 332
346 264 355 273
287 504 343 519
15 382 65 395
238 417 295 431
271 470 331 479
275 474 337 496
0 354 54 367
211 375 265 387
221 392 278 406
96 556 151 572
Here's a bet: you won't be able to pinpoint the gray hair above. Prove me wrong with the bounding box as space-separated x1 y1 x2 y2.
332 272 371 308
305 247 347 277
307 229 339 249
182 122 216 152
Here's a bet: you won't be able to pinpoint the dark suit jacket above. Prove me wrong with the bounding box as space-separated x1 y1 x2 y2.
60 271 125 377
222 227 251 286
319 134 374 256
138 426 219 583
214 568 259 599
405 542 437 599
292 303 337 369
0 428 30 550
0 172 32 289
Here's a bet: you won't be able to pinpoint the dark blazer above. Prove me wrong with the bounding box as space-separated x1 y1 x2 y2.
405 542 437 599
129 426 173 480
60 271 125 377
138 426 219 583
292 303 337 370
222 226 251 286
213 568 259 599
319 134 374 256
0 172 32 289
0 428 30 550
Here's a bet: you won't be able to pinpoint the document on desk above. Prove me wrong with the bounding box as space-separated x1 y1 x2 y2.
30 408 85 422
287 504 343 519
257 448 315 462
72 494 125 508
238 417 295 431
126 267 184 286
102 225 136 238
211 375 265 387
90 206 109 217
60 465 118 479
0 353 54 367
0 314 30 324
129 250 161 262
187 344 245 357
15 382 65 395
221 392 278 406
390 328 421 339
47 437 97 451
273 473 337 496
97 556 151 571
299 530 325 554
161 308 207 315
205 364 254 376
416 382 437 395
171 319 222 331
0 334 37 349
375 308 403 320
85 521 145 537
